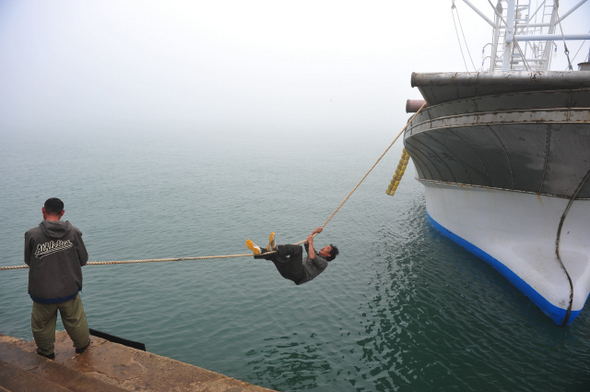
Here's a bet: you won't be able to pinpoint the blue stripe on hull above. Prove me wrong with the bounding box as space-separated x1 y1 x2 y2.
426 212 578 326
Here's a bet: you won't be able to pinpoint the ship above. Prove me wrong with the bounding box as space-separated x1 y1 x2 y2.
402 0 590 326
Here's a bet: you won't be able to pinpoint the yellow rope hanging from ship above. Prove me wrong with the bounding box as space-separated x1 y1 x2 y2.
386 148 410 196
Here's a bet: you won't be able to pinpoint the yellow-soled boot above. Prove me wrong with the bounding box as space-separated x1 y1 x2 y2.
246 239 262 255
267 232 277 251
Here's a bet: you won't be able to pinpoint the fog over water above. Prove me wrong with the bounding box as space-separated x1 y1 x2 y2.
1 0 588 140
2 2 590 391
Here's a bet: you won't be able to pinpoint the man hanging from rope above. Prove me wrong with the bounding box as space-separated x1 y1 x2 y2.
246 227 339 285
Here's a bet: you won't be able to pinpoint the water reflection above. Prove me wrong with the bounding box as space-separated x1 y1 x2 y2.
359 197 590 392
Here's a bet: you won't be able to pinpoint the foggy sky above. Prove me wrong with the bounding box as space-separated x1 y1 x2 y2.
1 0 588 138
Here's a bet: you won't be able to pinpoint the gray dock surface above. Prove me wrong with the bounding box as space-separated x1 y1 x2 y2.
0 332 276 392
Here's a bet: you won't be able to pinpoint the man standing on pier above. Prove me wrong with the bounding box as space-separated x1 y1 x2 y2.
24 198 91 359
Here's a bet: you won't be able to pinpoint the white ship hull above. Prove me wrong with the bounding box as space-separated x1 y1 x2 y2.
422 180 590 325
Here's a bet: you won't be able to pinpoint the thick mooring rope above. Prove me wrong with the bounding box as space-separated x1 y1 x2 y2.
1 103 427 271
0 254 255 270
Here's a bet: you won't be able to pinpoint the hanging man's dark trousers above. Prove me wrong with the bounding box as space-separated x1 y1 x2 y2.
257 244 305 285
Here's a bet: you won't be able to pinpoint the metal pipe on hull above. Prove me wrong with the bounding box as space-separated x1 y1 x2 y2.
410 71 590 105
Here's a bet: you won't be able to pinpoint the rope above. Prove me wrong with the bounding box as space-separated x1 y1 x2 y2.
294 101 427 244
0 254 255 270
554 167 590 326
1 102 427 271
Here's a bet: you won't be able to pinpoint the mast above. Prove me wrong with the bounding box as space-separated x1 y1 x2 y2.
502 0 516 71
461 0 590 71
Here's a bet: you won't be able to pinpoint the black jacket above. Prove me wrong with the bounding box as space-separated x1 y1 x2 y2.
24 220 88 303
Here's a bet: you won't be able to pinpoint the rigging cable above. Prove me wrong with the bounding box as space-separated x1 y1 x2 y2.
556 5 574 70
451 0 477 72
569 29 590 65
0 104 428 271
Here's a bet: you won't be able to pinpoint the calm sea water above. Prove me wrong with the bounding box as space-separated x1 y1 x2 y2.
1 128 590 391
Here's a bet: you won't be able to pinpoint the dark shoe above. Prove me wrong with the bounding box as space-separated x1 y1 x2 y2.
75 340 90 354
37 349 55 359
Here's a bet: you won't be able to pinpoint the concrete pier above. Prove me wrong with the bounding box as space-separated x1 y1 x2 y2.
0 332 276 392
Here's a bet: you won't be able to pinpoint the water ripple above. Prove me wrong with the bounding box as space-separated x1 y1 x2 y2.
3 135 590 391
